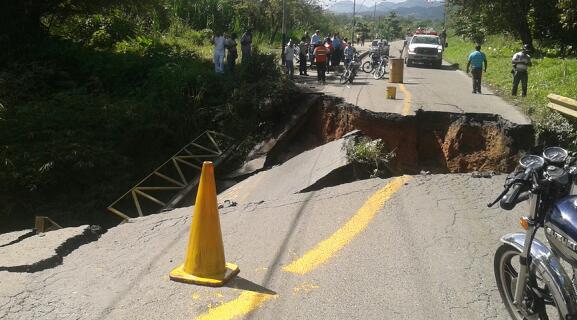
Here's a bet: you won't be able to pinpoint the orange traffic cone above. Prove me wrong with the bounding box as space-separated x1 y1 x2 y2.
170 161 239 286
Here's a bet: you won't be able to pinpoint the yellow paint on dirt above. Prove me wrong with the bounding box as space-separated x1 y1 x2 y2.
283 176 411 275
195 291 276 320
399 84 412 116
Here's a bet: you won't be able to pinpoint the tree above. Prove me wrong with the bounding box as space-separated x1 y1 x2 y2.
378 12 402 40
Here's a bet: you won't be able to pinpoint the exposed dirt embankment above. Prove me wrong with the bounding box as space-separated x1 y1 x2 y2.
268 96 534 175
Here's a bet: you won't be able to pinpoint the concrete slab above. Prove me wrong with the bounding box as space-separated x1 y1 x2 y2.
0 225 94 272
0 229 34 247
220 134 356 204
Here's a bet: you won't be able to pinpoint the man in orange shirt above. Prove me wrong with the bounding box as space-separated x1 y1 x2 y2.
314 44 328 83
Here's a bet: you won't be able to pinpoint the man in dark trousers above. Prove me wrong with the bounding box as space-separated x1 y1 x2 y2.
511 44 532 97
314 44 329 84
466 44 488 94
298 37 309 76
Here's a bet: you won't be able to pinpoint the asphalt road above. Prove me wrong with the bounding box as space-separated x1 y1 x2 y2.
0 172 523 320
0 40 536 320
296 41 530 125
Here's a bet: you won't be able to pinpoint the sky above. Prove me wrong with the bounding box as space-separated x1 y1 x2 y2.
321 0 441 6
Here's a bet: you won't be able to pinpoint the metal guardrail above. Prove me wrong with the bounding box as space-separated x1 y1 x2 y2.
548 94 577 118
107 131 234 221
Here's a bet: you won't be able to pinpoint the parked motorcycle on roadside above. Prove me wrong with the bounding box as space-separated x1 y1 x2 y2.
372 55 389 80
340 53 361 84
488 146 577 319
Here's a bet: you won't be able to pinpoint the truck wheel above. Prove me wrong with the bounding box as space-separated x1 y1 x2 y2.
434 60 442 69
406 59 413 67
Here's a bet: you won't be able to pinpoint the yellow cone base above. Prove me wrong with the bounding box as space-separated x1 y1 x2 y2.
169 262 239 287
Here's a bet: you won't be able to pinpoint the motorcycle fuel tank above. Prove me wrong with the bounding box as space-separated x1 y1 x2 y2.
545 195 577 267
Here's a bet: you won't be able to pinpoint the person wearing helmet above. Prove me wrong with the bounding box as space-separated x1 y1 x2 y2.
511 44 532 97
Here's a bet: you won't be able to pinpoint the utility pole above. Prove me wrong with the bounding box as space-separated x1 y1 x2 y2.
351 0 356 45
373 2 376 39
443 0 448 28
281 0 286 65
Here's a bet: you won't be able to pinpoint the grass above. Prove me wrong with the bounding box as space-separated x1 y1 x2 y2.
443 34 577 148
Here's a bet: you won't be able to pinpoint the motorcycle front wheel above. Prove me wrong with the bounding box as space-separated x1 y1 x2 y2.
374 64 386 79
494 244 563 320
339 69 351 84
361 61 373 73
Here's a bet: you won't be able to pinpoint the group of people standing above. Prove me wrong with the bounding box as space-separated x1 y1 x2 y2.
466 43 532 97
212 30 253 74
283 30 356 83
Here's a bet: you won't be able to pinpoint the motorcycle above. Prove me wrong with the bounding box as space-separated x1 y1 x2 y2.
488 146 577 319
372 55 389 80
340 53 361 84
361 52 378 73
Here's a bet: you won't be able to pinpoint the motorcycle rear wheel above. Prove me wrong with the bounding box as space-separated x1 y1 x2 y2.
494 244 563 320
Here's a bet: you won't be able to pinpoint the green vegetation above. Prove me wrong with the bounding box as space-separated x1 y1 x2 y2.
0 0 347 232
445 0 577 148
449 0 577 54
346 137 396 178
444 34 577 148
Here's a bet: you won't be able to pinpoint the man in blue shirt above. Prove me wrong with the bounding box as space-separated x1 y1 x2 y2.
466 45 488 94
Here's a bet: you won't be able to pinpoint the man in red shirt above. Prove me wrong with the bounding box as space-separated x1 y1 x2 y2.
314 45 329 83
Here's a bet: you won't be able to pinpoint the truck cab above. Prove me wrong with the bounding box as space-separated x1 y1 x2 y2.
405 34 443 68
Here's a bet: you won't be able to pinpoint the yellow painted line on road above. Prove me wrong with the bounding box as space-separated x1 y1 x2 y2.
283 176 411 275
195 291 276 320
398 84 412 116
195 176 410 319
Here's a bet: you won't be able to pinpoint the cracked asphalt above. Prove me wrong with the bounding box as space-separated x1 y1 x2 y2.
0 39 536 319
0 173 526 319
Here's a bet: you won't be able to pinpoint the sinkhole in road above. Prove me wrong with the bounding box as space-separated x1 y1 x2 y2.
267 95 534 177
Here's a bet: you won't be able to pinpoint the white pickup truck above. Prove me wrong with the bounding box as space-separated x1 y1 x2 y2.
405 34 443 69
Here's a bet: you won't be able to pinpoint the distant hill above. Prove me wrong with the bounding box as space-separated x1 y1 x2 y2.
328 0 445 20
328 1 371 14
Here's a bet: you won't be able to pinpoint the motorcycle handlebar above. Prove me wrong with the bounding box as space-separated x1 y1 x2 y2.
499 168 532 210
500 183 525 210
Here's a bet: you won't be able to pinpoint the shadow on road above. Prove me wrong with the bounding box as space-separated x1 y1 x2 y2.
225 276 277 295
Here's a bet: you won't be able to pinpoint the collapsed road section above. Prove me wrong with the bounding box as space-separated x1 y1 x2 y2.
265 95 533 175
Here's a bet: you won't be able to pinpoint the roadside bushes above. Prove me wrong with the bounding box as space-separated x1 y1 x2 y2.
0 31 293 232
443 34 577 150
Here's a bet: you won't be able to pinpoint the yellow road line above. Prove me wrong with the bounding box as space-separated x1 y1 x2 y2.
283 176 411 275
195 176 410 318
398 84 412 116
196 291 276 320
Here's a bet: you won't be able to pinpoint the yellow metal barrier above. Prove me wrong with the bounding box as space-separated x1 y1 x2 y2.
548 94 577 118
107 131 233 221
35 216 62 233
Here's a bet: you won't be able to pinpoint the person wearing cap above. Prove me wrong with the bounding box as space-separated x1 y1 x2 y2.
466 44 488 94
511 44 532 97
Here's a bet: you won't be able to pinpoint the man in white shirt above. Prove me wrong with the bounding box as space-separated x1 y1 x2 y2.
310 30 321 48
284 40 296 79
511 44 532 97
212 31 226 74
